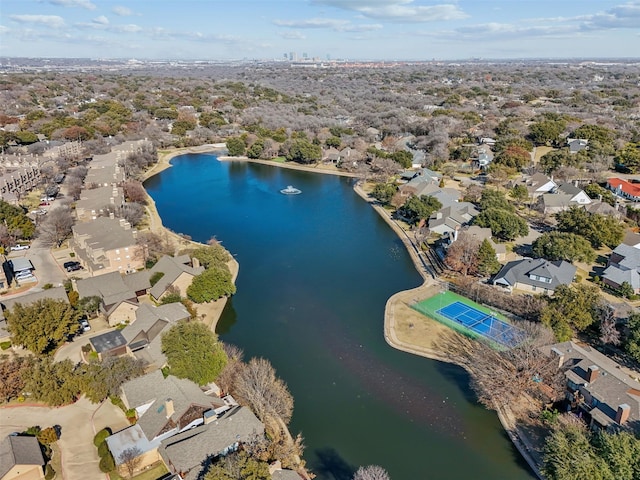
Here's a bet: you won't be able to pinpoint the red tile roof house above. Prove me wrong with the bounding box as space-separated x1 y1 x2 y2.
607 178 640 202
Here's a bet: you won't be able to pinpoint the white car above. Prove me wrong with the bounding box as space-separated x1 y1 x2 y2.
12 244 29 251
78 319 91 332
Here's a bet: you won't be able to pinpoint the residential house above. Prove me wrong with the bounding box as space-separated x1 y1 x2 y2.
75 186 124 222
476 147 493 169
447 225 506 261
148 255 204 301
479 137 496 146
89 330 128 359
75 270 150 325
0 435 46 480
122 303 190 367
0 166 41 203
71 217 144 274
322 148 340 164
271 468 303 480
108 371 233 474
567 138 589 154
602 243 640 294
522 173 557 198
542 341 640 434
586 201 624 220
158 406 265 480
428 203 479 236
397 168 442 198
607 178 640 202
493 258 576 294
537 182 592 214
623 231 640 249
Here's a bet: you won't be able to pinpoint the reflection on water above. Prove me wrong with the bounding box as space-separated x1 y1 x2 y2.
145 154 536 480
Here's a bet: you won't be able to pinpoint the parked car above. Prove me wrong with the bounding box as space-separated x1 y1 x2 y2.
14 272 34 281
78 318 91 332
12 244 30 251
38 202 50 207
63 261 82 272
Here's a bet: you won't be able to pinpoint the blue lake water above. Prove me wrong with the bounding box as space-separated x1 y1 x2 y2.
144 153 535 480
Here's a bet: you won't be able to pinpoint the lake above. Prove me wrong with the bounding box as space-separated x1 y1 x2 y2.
144 153 535 480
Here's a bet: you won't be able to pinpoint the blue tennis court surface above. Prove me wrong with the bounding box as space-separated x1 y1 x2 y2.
437 301 523 347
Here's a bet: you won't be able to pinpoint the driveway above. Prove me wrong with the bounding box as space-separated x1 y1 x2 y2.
0 397 129 480
5 238 66 294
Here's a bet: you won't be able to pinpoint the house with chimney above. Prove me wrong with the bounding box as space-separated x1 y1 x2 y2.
537 182 592 214
75 186 125 222
148 255 204 302
397 168 442 198
542 341 640 433
71 216 144 275
107 370 260 478
519 172 557 198
75 270 150 325
607 178 640 202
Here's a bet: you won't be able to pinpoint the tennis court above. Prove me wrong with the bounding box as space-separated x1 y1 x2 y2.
411 290 523 348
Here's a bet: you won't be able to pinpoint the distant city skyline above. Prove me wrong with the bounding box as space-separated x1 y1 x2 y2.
1 1 639 61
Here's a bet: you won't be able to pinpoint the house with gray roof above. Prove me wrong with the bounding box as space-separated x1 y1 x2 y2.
122 303 190 367
89 330 128 359
158 406 265 480
148 255 204 301
272 469 303 480
428 203 479 236
71 216 144 274
1 286 68 313
537 183 592 214
567 138 589 154
120 370 227 445
75 186 124 222
75 270 150 325
0 435 45 480
541 341 640 434
603 243 640 294
398 168 441 198
521 172 557 198
446 225 506 261
493 258 576 294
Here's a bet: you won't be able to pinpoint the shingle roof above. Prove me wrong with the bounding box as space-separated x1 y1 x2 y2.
272 470 303 480
148 255 203 300
72 216 137 252
603 266 640 289
121 371 219 440
556 182 583 197
2 286 68 312
76 271 142 311
493 258 576 291
158 406 264 477
611 243 640 270
542 341 640 431
0 435 45 477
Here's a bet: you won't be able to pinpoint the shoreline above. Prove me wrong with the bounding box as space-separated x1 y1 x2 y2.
144 145 543 479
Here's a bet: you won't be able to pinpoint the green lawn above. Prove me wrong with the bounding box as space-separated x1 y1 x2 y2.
411 289 511 346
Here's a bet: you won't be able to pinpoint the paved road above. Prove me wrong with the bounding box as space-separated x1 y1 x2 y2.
0 397 129 480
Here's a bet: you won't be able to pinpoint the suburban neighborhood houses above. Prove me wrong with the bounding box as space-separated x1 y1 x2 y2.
0 57 640 480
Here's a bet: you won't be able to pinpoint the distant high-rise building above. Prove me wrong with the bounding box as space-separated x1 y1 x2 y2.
303 52 308 59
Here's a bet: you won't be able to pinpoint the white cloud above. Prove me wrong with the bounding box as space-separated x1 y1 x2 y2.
279 31 307 40
579 2 640 30
274 17 382 32
9 15 65 28
312 0 468 22
113 24 142 33
112 6 133 16
47 0 96 10
92 15 109 25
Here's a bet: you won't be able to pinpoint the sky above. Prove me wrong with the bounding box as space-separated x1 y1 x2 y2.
1 0 639 61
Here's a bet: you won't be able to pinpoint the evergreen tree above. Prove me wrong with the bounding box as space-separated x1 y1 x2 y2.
476 239 501 276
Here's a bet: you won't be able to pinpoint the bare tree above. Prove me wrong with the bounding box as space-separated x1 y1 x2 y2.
233 357 294 428
442 321 564 410
118 447 143 479
136 231 173 263
444 234 480 276
598 306 621 346
38 205 75 247
122 181 147 204
353 465 391 480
